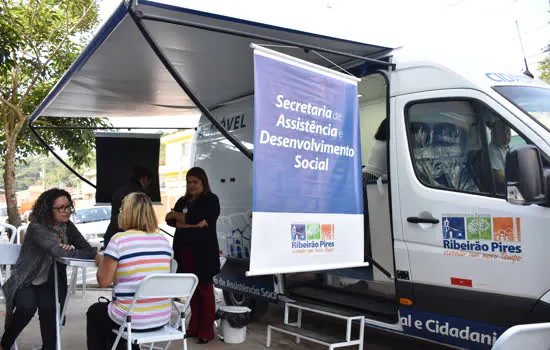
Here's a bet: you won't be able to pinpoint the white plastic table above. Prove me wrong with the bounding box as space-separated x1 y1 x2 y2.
54 257 97 350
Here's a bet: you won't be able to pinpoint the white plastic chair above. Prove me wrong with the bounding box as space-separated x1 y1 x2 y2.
0 243 22 350
492 322 550 350
0 223 18 244
0 243 22 292
111 259 181 350
15 224 26 244
111 273 199 350
171 259 178 274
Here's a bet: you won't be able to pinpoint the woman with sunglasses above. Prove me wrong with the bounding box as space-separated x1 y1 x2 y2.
1 188 97 350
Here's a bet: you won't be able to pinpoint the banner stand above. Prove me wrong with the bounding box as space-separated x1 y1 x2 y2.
248 45 364 277
246 262 370 277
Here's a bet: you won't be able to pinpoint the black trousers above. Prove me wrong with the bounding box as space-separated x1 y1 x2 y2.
1 279 57 350
86 302 142 350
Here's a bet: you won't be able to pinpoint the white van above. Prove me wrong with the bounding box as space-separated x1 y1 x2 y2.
193 50 550 349
26 2 550 349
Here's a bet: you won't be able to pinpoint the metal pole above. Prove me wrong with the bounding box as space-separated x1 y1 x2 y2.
129 8 254 161
29 125 175 238
54 264 61 350
42 158 46 190
28 126 96 188
31 126 193 130
137 12 395 69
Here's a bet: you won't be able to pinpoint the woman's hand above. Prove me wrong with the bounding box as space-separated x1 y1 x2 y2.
197 220 208 228
96 254 117 288
95 252 104 266
165 211 176 221
59 243 74 250
167 211 184 221
165 211 175 221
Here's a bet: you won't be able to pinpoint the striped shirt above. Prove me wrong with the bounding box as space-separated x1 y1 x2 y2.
104 230 173 329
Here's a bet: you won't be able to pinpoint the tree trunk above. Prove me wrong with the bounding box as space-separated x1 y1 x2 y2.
3 125 21 231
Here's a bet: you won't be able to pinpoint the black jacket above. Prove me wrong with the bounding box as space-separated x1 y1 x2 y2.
170 192 221 283
103 181 143 248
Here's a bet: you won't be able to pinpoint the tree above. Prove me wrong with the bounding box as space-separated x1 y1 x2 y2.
0 154 94 191
0 0 109 227
539 57 550 83
538 43 550 84
539 56 550 84
0 6 21 74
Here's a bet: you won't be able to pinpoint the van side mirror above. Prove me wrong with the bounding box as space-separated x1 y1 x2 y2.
505 145 546 205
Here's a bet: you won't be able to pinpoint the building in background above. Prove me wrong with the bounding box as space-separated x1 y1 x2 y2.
156 129 195 223
16 184 44 214
77 168 98 208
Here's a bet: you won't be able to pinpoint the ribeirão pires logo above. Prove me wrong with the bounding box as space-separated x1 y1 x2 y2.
291 223 335 252
442 214 522 262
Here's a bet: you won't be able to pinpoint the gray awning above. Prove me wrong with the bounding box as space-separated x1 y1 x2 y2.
29 0 392 123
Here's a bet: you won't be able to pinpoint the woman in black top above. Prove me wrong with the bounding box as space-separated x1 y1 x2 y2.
166 167 220 344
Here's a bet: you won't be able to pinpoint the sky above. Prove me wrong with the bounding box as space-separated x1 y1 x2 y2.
97 0 550 128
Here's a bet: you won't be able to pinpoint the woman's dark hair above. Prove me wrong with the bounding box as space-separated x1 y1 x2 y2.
30 188 73 226
185 167 211 197
374 118 388 141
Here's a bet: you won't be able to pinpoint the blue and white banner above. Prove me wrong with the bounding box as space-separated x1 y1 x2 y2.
248 45 365 276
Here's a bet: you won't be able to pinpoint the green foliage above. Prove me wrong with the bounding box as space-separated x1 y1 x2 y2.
539 55 550 84
0 154 93 191
0 0 110 166
0 7 22 74
537 42 550 84
0 0 109 225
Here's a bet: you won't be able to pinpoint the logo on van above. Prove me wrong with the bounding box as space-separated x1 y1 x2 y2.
442 215 522 262
197 113 247 138
485 72 534 84
442 217 466 240
466 217 491 240
493 217 521 242
291 223 335 251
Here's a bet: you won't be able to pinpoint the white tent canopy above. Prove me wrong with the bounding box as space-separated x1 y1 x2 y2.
29 0 392 123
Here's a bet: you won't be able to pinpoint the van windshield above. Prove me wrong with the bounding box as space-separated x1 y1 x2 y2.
494 86 550 132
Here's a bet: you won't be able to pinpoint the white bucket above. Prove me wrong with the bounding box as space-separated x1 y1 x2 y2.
219 306 251 344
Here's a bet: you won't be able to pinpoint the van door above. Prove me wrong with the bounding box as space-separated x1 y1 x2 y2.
393 89 550 329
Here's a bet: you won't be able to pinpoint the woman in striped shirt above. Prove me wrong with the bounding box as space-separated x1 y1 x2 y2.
86 192 173 350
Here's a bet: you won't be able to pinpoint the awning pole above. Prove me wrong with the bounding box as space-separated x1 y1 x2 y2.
28 126 96 188
31 126 194 130
136 12 395 69
28 125 176 238
128 2 254 161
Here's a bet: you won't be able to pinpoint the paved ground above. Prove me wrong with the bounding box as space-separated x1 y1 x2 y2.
0 285 448 350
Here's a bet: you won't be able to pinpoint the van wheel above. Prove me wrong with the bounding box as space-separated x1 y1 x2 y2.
222 290 268 321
